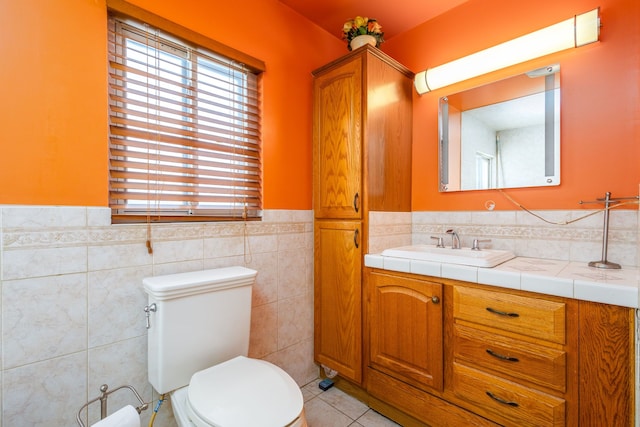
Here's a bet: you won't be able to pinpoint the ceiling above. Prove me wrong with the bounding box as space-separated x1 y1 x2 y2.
278 0 470 40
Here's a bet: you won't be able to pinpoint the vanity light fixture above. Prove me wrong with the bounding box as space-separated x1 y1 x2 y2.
414 8 600 94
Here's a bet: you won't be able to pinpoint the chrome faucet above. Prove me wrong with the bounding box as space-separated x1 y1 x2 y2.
446 229 460 249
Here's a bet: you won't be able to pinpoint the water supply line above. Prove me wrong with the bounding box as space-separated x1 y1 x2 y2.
148 394 165 427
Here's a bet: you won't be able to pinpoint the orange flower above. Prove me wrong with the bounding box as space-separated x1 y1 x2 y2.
367 20 382 34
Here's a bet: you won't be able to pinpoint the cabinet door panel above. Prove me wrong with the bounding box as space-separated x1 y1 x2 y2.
314 220 362 383
369 271 443 392
313 57 362 219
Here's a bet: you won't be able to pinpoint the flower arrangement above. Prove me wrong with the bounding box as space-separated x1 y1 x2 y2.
342 16 384 50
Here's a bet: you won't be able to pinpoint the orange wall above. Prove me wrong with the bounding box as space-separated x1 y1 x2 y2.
0 1 109 206
385 0 640 210
1 0 638 212
0 0 344 209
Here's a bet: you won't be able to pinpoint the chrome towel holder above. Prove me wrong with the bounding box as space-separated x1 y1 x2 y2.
579 191 639 269
76 383 148 427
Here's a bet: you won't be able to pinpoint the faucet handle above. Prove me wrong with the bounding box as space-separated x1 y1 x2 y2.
472 239 491 250
430 236 445 248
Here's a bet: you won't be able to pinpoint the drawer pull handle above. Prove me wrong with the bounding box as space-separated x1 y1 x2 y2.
486 349 519 362
486 307 519 317
353 193 360 213
354 229 360 248
486 391 519 407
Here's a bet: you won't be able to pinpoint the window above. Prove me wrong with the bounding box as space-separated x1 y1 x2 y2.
475 152 494 190
107 13 263 222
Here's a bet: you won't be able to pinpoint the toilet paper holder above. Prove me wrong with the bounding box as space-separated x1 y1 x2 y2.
76 383 149 427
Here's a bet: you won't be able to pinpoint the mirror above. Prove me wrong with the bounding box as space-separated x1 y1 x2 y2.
438 65 560 192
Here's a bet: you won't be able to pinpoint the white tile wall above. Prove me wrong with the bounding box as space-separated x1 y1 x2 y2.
412 209 639 268
0 206 316 427
368 211 412 254
3 273 87 368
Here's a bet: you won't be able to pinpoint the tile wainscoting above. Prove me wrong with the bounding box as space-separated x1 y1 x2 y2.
370 209 639 268
0 207 316 427
2 206 637 426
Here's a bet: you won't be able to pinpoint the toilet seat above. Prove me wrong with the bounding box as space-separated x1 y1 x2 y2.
185 356 303 427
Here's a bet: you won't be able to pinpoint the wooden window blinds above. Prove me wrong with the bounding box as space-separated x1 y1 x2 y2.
107 12 263 223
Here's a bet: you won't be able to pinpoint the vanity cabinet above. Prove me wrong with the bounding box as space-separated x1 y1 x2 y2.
312 46 413 385
364 269 635 427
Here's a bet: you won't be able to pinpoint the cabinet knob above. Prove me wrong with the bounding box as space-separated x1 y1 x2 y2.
431 296 440 304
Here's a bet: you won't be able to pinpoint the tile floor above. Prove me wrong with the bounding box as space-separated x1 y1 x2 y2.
301 379 401 427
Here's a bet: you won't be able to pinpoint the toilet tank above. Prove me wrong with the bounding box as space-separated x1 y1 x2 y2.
143 266 257 394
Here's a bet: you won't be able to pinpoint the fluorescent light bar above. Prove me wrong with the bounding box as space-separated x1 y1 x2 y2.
414 8 600 94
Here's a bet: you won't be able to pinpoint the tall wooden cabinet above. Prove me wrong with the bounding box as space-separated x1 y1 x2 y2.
312 45 413 385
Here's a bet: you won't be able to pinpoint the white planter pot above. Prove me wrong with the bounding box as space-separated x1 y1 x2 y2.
350 34 377 50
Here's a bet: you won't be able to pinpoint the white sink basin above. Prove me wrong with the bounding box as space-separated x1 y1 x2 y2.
380 244 515 268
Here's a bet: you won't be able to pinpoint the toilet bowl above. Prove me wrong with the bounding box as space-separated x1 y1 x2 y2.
170 356 306 427
143 267 307 427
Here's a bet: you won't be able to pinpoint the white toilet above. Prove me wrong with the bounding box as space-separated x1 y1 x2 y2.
143 267 307 427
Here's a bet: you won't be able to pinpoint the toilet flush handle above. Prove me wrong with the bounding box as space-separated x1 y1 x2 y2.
144 303 157 329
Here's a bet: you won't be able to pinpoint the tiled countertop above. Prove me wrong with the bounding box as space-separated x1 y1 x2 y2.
365 254 640 309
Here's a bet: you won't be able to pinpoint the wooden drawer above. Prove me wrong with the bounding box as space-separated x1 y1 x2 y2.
452 363 566 427
453 286 566 344
453 324 566 392
368 368 502 427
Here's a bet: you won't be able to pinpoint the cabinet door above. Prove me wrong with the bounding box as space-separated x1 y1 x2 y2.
369 271 443 392
313 56 362 219
314 220 362 383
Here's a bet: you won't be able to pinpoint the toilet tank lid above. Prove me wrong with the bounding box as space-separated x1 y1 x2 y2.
143 267 257 300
